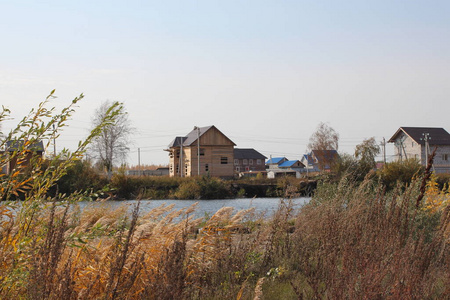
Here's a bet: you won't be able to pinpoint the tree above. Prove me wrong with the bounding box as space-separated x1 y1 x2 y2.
308 122 339 171
308 122 339 151
354 137 380 169
90 101 132 178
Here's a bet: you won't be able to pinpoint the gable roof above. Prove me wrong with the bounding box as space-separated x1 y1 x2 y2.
234 148 267 160
168 125 236 148
311 149 339 161
167 136 187 148
388 127 450 145
6 140 44 152
279 160 305 168
266 157 288 164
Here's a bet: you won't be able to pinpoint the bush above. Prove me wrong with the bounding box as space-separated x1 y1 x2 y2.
377 158 424 190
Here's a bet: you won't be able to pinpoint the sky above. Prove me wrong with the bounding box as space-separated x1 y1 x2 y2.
1 0 450 166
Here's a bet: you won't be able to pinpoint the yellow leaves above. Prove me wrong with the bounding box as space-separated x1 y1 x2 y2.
424 173 450 213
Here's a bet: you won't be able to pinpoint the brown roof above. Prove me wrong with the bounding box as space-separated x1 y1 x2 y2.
388 127 450 145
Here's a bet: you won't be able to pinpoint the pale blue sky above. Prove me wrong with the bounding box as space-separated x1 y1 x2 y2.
1 1 449 165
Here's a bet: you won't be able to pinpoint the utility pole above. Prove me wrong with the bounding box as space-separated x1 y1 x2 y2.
194 126 200 176
381 137 386 164
421 133 433 171
138 148 141 176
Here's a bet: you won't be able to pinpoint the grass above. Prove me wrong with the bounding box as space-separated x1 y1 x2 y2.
0 175 448 299
0 95 448 299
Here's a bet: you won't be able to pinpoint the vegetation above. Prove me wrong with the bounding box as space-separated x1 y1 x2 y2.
0 94 448 299
89 100 133 178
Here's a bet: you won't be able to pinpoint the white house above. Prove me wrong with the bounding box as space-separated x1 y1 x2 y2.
388 127 450 173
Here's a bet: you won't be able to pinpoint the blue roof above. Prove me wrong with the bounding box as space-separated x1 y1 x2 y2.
266 157 287 164
279 160 302 168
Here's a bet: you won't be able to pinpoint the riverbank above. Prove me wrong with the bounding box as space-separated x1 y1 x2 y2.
54 164 319 200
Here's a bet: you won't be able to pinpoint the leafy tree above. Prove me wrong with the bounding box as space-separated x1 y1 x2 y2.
354 137 380 169
308 122 339 151
90 100 133 178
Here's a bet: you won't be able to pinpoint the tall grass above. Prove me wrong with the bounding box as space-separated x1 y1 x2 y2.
0 94 448 299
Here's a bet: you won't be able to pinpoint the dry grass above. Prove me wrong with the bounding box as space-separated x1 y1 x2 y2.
0 175 448 299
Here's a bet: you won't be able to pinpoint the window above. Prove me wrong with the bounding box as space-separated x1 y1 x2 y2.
234 159 239 165
257 159 261 165
249 159 253 165
185 164 188 176
243 159 248 165
199 148 205 156
444 154 449 161
205 164 209 172
176 151 180 158
235 166 240 172
221 157 228 164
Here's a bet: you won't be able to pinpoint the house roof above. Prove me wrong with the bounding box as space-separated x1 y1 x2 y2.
266 157 287 164
167 125 236 148
388 127 450 145
234 148 267 160
311 149 338 161
167 136 187 148
6 140 44 152
302 154 315 165
279 160 304 168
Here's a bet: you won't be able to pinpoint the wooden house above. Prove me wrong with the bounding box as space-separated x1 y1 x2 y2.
3 140 44 175
166 126 236 178
388 127 450 173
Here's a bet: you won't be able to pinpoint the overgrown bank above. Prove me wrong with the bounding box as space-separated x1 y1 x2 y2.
55 163 317 200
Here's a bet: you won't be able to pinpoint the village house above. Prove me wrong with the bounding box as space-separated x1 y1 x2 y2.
1 140 44 175
266 157 305 178
388 127 450 173
301 150 339 173
166 126 235 178
233 148 267 175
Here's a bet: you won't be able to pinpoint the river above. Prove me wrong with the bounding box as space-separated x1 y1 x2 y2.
78 197 311 218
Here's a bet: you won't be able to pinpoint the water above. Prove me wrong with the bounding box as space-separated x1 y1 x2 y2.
78 197 311 218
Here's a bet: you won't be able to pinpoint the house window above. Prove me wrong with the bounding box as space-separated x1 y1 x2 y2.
243 159 248 165
176 151 180 158
221 157 228 164
199 148 205 156
235 166 240 172
249 159 253 165
257 159 261 165
185 164 188 176
444 154 449 161
205 164 209 172
245 166 250 171
234 159 239 165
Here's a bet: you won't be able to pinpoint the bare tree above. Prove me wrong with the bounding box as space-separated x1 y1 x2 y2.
90 101 132 178
308 122 339 151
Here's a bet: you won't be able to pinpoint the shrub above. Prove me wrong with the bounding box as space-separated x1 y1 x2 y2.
378 158 424 190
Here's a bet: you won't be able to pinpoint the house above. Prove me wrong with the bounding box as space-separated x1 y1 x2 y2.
388 127 450 173
3 140 44 175
166 126 236 178
234 148 267 174
301 150 339 173
266 157 305 178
